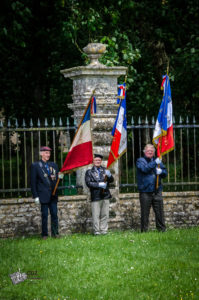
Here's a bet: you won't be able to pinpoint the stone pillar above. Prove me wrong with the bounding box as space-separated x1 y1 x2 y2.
61 43 127 203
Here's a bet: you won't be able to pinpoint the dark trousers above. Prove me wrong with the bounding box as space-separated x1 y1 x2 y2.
41 201 58 237
139 191 166 232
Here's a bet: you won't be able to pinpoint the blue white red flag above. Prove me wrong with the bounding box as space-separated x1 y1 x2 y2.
107 84 127 168
153 75 174 157
60 96 96 173
117 83 126 104
91 96 97 114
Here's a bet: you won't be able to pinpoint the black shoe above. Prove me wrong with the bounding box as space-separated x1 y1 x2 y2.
52 234 60 238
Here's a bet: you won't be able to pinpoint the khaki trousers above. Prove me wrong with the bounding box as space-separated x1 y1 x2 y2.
91 199 110 234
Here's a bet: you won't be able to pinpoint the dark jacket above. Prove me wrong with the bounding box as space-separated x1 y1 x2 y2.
85 166 114 201
30 160 59 204
136 156 167 193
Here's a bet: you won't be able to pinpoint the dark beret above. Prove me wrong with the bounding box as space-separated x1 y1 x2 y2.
94 153 103 159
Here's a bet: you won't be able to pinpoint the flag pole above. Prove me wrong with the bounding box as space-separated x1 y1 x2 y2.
52 177 60 196
67 88 96 145
156 62 169 190
52 88 96 196
103 70 127 190
125 68 128 84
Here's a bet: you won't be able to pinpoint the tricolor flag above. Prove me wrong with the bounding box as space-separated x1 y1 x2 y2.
153 75 174 157
91 96 97 114
60 95 96 173
117 84 126 104
107 84 127 168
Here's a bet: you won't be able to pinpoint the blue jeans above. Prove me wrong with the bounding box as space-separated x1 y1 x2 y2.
41 201 58 236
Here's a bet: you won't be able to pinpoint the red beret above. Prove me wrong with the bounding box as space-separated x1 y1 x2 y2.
40 146 52 152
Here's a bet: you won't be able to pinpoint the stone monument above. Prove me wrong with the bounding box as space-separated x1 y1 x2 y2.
60 43 127 206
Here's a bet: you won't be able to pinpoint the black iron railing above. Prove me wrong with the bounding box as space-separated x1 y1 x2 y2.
119 115 199 192
0 116 198 197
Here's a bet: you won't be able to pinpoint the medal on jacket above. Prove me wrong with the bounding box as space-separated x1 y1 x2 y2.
95 172 99 179
50 167 56 180
51 175 56 180
39 161 51 185
94 167 101 179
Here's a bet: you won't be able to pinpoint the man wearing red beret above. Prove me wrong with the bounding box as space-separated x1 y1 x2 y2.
30 146 63 239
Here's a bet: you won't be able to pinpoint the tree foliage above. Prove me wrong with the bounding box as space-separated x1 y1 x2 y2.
0 0 199 124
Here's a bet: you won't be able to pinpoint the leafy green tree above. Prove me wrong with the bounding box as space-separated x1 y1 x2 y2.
0 0 78 123
0 0 199 124
60 0 199 121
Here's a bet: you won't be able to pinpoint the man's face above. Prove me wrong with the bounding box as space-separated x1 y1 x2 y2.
144 147 155 159
41 151 51 162
93 157 102 167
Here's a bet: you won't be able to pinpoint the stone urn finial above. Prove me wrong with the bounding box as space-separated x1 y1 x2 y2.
83 43 106 67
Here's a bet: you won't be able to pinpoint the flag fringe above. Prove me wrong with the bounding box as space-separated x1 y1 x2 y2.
157 147 174 156
152 129 170 147
107 149 127 169
62 162 93 174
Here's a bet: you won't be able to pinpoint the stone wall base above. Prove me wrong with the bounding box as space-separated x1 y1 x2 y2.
0 192 199 238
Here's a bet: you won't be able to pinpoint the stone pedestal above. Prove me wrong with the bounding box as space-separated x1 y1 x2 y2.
61 43 127 202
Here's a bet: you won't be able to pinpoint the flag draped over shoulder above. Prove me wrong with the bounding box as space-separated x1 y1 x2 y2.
153 75 174 157
60 96 96 173
107 84 127 168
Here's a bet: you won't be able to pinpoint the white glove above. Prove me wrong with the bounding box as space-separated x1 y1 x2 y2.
156 168 162 175
58 173 64 179
105 170 112 177
98 182 107 189
34 197 40 205
155 157 162 164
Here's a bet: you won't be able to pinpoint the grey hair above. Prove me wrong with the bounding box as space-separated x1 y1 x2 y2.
143 144 155 153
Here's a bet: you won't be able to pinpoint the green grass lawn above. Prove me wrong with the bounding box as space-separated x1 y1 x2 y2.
0 228 199 300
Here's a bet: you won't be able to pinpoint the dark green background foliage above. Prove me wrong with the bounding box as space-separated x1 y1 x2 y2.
0 0 199 123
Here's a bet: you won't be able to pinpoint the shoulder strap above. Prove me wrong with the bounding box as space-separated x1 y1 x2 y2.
38 162 51 186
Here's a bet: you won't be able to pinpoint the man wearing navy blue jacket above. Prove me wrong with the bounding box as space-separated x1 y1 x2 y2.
136 144 167 232
30 146 63 239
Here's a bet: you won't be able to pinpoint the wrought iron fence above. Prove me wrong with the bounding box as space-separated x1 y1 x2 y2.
0 117 80 198
120 115 199 192
0 116 198 198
